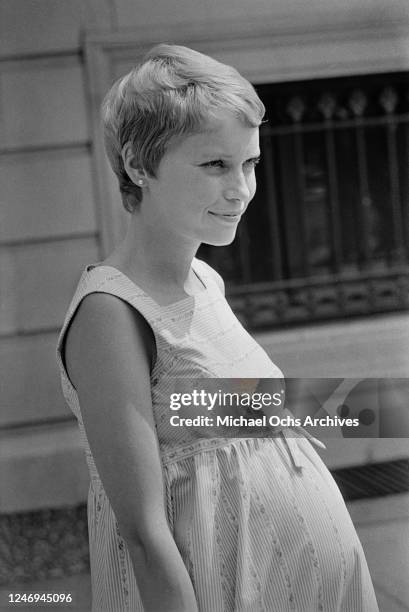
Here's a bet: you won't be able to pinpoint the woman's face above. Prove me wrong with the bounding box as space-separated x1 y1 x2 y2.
142 112 260 247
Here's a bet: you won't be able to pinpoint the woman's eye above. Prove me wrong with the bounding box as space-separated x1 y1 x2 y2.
202 160 225 168
245 157 261 168
201 157 260 170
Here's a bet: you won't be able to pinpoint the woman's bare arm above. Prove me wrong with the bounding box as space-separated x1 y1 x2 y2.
65 292 198 612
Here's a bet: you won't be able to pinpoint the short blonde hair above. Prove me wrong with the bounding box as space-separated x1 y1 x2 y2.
101 44 265 212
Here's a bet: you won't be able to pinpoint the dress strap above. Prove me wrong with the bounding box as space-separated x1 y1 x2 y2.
192 258 224 293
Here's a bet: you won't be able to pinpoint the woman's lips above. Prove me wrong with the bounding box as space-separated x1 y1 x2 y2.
208 211 242 223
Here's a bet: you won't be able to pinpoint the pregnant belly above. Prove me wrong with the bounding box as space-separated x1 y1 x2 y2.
168 437 378 611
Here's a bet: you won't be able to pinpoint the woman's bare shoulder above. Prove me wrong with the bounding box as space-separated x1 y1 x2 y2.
65 291 155 391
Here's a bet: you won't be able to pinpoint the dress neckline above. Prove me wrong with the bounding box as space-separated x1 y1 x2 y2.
85 258 210 310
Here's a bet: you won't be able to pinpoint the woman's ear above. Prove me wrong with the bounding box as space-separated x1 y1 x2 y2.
121 142 147 187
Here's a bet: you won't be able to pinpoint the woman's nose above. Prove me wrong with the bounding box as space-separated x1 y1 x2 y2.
224 171 251 202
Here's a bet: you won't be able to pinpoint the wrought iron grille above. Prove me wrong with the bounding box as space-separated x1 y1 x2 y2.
198 72 409 329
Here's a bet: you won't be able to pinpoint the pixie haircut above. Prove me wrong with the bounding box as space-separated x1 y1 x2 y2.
101 44 265 212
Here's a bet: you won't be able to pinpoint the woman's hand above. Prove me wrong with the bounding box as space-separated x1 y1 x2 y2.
65 292 198 612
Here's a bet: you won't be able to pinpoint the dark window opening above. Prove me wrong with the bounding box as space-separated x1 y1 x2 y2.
198 72 409 329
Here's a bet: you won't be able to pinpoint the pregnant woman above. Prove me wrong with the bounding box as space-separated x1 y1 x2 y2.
56 44 378 611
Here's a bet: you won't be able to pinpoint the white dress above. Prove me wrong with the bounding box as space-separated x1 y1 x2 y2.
56 258 379 611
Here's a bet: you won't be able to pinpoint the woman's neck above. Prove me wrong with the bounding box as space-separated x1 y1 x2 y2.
104 211 200 291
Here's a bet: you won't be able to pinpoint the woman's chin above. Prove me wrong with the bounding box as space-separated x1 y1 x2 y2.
203 229 238 247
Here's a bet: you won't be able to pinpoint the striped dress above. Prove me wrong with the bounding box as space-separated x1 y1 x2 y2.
56 258 378 612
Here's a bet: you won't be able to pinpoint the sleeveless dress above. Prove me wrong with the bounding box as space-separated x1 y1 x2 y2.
56 258 378 612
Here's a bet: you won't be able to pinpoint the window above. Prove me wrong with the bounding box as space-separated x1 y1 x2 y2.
199 72 409 329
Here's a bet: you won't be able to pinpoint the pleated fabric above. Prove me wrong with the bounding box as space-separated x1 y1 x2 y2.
56 258 378 612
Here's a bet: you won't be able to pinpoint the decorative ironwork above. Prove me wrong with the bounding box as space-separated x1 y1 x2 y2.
317 93 337 121
199 72 409 329
348 89 368 118
332 458 409 501
228 268 409 329
379 86 398 115
286 96 306 123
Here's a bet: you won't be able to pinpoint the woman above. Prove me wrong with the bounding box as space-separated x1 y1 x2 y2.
56 45 378 611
